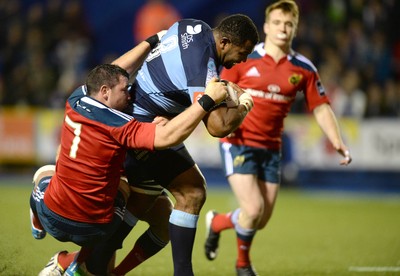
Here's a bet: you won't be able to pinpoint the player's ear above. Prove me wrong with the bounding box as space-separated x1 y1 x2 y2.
100 85 109 100
263 22 268 35
219 37 231 50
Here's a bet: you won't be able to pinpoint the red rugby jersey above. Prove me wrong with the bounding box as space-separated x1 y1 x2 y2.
220 43 330 150
44 86 156 223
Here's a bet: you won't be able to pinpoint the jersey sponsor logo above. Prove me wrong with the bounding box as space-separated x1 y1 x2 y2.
233 155 245 167
245 66 261 77
288 73 303 85
267 84 280 93
316 79 326 96
186 24 202 35
246 88 294 102
181 24 202 49
181 32 194 50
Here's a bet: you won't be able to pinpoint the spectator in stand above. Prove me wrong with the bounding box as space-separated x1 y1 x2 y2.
133 0 181 44
382 78 400 117
364 82 384 118
330 68 366 119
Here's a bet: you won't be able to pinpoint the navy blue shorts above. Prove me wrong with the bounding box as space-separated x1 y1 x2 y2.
124 144 195 193
219 142 282 184
30 176 125 247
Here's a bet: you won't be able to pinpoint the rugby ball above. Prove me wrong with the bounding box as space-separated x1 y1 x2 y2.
226 83 239 107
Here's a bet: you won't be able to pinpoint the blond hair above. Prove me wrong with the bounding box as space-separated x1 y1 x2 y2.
265 0 299 26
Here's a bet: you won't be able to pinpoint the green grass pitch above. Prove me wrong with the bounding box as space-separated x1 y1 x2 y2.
1 179 399 275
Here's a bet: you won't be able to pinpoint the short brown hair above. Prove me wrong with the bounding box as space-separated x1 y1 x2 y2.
85 64 129 96
265 0 299 26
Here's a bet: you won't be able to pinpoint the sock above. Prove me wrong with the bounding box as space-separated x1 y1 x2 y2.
112 228 168 275
65 247 94 274
30 208 44 230
230 208 241 225
235 223 256 268
211 212 235 233
169 210 198 276
58 251 78 271
85 221 133 275
75 247 93 264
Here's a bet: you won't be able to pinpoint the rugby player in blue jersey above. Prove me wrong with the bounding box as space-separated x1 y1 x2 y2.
32 33 231 275
84 14 259 276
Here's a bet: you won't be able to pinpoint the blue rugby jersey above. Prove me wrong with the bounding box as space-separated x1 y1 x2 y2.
133 19 221 122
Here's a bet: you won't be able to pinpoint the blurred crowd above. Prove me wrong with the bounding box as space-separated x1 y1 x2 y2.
0 0 399 118
0 0 93 108
289 0 400 118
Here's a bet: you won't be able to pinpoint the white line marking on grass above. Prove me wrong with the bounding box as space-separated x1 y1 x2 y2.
349 266 400 272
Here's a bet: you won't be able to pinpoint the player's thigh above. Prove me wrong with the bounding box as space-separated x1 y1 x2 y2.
124 145 196 187
126 191 161 219
141 194 173 223
229 173 263 214
257 181 280 228
139 194 173 241
220 143 262 208
259 181 280 210
168 164 205 194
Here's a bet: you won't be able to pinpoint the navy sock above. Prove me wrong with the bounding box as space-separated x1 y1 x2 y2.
85 221 133 275
169 223 196 276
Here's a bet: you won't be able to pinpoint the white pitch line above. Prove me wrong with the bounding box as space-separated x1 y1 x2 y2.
349 266 400 272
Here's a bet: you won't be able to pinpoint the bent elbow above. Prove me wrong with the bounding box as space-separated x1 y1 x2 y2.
206 127 234 138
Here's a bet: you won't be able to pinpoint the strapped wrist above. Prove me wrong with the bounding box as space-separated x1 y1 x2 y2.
239 92 253 113
145 34 159 49
198 94 216 112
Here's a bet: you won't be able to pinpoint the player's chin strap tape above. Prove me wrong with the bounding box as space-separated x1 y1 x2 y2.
198 94 216 112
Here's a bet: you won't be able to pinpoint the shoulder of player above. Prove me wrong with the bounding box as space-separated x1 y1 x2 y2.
177 18 212 43
68 98 134 128
288 50 318 73
178 18 211 30
67 85 87 103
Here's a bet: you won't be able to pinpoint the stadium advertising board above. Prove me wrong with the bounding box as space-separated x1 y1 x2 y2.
0 109 399 171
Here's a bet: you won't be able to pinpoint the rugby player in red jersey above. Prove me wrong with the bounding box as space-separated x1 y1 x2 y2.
29 34 229 275
204 1 352 275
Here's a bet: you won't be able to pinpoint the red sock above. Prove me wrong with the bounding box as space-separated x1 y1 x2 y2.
212 213 234 233
31 211 44 230
57 251 78 271
112 246 147 275
112 229 166 275
236 237 252 268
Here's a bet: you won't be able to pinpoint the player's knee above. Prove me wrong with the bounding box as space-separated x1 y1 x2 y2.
168 167 207 210
171 183 207 211
256 210 274 230
33 165 55 184
243 203 264 224
156 195 174 217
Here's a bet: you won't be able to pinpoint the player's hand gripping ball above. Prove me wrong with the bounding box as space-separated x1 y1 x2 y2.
221 80 245 107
